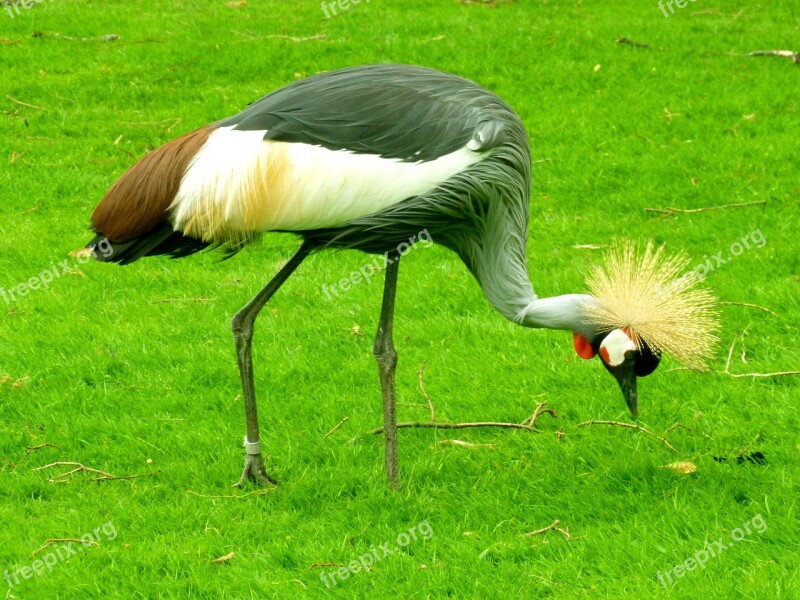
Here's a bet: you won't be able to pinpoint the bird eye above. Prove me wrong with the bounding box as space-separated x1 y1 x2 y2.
624 350 636 361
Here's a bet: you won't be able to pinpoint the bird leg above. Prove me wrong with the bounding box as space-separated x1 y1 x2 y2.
373 254 400 489
231 242 312 487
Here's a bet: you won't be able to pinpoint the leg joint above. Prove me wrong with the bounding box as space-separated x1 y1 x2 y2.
373 340 397 369
231 312 254 339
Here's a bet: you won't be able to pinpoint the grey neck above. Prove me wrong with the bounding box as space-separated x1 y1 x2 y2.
467 236 600 339
517 294 600 338
445 182 600 340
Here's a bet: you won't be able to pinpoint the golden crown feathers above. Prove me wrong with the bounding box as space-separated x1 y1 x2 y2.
582 241 721 370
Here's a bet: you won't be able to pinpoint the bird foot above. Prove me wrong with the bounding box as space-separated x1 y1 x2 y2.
233 453 278 487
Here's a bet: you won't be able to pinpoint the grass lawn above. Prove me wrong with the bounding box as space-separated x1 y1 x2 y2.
1 0 798 598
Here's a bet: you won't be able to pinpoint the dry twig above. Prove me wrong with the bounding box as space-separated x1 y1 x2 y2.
33 461 151 482
211 552 235 564
739 326 750 364
265 34 326 43
644 200 765 219
724 333 738 374
523 519 572 541
118 118 182 132
32 538 98 556
188 489 271 499
728 370 800 378
25 443 61 456
663 423 692 436
520 400 556 429
721 333 798 377
369 421 536 436
151 297 209 304
719 301 778 316
323 416 349 438
576 420 679 452
309 561 341 569
418 361 435 422
364 398 555 439
6 95 45 110
458 0 513 6
436 439 496 449
746 49 799 64
32 31 119 42
271 579 308 590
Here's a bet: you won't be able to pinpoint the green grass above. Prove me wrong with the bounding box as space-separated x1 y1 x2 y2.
2 1 799 598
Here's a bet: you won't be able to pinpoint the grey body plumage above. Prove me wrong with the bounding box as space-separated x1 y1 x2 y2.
252 65 545 328
89 64 646 488
221 64 510 162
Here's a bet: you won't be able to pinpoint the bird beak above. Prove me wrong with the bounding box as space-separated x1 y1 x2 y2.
612 366 638 419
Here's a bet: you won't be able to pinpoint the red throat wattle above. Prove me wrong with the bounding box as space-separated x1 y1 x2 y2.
573 332 596 359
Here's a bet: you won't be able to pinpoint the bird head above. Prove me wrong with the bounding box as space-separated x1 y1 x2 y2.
572 241 720 418
573 328 660 418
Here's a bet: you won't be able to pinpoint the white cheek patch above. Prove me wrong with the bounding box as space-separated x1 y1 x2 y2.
599 329 637 367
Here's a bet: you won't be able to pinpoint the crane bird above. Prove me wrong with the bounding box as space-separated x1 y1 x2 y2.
87 64 719 488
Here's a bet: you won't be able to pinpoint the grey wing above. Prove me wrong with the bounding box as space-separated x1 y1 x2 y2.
219 64 510 163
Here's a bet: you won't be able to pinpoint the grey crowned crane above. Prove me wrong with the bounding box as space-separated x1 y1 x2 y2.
87 64 719 488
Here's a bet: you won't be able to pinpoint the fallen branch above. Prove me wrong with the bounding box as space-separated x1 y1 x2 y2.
727 370 800 378
323 416 349 438
521 400 557 428
746 49 799 64
576 420 679 452
644 200 765 218
188 489 271 499
33 461 151 482
369 421 536 435
32 538 98 556
672 363 800 379
364 399 555 439
523 519 572 541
